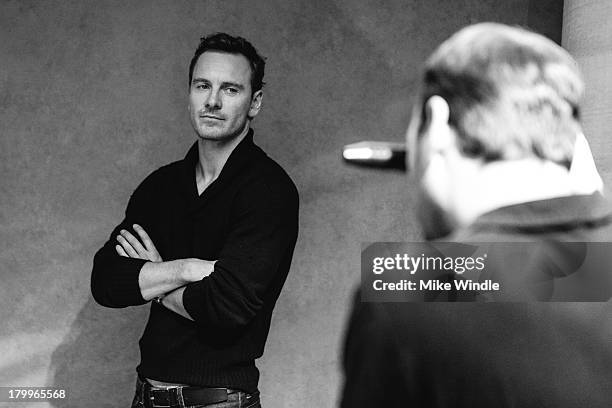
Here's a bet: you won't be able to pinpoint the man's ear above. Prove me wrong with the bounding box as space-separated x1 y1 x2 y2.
248 90 263 118
424 95 456 154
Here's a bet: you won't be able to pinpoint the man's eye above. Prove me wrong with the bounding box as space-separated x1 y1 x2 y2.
225 88 239 95
195 84 210 90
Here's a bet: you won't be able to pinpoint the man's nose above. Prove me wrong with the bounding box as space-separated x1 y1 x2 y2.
205 89 221 110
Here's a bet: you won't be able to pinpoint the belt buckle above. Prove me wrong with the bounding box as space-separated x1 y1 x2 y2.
149 387 185 408
149 389 169 408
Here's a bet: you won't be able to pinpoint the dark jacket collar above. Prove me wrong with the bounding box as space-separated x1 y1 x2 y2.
470 192 612 230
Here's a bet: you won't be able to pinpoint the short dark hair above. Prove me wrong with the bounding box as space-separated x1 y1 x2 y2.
188 33 266 94
417 23 583 167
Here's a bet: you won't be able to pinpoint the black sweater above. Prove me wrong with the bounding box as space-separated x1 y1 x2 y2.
91 130 299 393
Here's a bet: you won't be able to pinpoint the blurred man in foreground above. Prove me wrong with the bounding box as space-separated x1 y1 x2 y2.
341 23 612 407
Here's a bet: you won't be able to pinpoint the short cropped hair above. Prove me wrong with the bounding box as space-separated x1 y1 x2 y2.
188 33 266 94
417 23 584 167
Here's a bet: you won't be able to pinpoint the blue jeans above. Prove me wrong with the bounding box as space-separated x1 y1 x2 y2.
131 376 261 408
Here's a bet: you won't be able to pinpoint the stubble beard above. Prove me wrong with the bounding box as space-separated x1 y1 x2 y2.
193 117 250 145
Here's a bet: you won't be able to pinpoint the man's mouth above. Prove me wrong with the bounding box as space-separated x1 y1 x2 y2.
199 114 224 120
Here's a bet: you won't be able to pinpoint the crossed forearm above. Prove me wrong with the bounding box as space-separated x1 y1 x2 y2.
160 286 193 320
138 258 215 301
114 224 215 319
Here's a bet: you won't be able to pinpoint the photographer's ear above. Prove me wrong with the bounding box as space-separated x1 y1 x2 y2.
423 95 455 154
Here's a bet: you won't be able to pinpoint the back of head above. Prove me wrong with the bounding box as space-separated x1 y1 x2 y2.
418 23 584 167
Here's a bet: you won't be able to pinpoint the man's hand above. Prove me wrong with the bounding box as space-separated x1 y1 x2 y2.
116 224 163 262
180 258 217 282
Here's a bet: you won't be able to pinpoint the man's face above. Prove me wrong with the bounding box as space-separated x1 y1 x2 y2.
188 51 262 142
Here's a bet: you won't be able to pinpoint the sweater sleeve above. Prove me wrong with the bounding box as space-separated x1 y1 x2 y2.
90 179 151 308
182 177 299 330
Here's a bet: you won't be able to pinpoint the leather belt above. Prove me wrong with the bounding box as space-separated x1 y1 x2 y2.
144 383 232 407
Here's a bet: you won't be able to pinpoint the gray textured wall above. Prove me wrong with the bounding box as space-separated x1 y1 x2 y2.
563 0 612 188
0 1 561 407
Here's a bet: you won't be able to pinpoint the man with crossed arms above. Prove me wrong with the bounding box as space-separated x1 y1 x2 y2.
92 33 298 408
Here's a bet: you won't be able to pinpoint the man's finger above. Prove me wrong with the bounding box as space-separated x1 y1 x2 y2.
115 244 129 257
117 235 139 258
133 224 156 252
120 229 147 255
